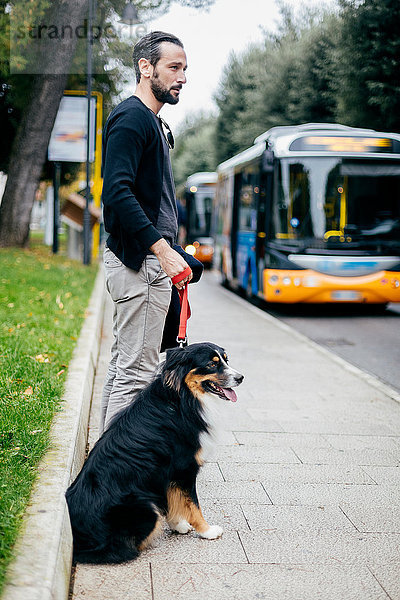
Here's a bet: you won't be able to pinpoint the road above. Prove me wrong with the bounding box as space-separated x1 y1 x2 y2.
263 301 400 393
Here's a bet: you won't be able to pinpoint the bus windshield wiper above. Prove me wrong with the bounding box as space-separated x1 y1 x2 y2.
360 219 399 237
345 220 399 238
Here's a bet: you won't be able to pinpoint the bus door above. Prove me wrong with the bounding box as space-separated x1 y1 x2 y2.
257 151 274 291
236 168 258 294
231 172 241 278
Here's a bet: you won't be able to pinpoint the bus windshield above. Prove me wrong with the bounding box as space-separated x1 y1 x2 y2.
272 157 400 246
187 192 213 238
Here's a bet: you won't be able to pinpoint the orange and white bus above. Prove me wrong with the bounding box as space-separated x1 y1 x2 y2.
184 172 217 268
213 123 400 304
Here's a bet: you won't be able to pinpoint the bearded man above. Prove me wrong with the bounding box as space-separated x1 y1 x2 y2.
100 31 191 433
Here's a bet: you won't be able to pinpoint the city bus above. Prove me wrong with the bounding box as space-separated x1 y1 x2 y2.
184 172 217 267
213 123 400 304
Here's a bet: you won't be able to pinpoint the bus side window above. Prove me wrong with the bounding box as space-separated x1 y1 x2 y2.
238 171 257 232
290 164 312 238
204 197 212 235
272 162 289 238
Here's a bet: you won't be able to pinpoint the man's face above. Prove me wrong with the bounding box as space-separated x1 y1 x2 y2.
150 42 187 105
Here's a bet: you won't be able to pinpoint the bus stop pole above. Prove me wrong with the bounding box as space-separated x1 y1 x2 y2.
52 161 61 254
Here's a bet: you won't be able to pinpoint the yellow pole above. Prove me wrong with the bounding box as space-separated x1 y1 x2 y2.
64 90 103 260
340 176 348 236
91 92 103 260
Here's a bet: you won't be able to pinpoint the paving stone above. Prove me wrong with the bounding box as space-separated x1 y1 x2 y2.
212 430 238 445
241 504 356 532
293 447 400 467
197 462 224 483
369 561 400 600
264 483 400 506
233 431 332 449
73 561 152 600
324 434 400 452
198 481 271 503
238 530 400 566
219 462 375 485
140 531 247 564
201 500 250 532
363 466 400 485
248 408 399 437
216 402 284 433
241 392 300 410
273 416 396 436
151 563 388 600
340 503 400 533
224 416 285 433
212 445 300 464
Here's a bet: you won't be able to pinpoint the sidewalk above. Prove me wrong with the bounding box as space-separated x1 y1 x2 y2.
71 271 400 600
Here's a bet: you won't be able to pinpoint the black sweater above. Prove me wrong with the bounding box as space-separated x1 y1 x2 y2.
101 96 166 271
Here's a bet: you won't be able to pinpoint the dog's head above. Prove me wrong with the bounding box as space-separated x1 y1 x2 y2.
162 342 244 402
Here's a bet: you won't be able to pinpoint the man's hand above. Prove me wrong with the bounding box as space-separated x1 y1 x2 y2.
150 239 192 289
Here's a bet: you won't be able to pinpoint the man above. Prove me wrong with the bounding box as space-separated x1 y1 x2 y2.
100 31 191 433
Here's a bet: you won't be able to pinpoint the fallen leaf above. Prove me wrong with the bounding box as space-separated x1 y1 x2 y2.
23 386 34 396
35 354 50 363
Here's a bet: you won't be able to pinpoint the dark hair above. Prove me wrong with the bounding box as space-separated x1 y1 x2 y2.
133 31 184 84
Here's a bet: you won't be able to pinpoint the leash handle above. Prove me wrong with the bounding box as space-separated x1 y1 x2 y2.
171 267 192 347
171 266 192 286
176 281 191 347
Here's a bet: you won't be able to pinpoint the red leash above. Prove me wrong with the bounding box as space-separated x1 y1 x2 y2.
171 267 192 347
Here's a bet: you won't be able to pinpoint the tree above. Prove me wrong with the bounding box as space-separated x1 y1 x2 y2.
171 112 218 188
214 46 268 163
0 0 89 247
336 0 400 132
0 0 215 247
214 3 339 163
285 14 339 124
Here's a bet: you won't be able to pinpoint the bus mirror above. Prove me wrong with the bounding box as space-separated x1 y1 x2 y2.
261 150 274 173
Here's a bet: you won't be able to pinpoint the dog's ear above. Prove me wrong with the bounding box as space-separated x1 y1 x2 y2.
162 347 187 394
165 347 186 368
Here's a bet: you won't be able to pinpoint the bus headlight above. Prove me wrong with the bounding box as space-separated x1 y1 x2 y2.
282 277 291 286
268 275 279 285
303 276 320 288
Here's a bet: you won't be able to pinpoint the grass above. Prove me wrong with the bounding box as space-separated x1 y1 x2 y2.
0 237 97 592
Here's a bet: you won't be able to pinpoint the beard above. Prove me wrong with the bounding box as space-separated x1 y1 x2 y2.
150 71 181 105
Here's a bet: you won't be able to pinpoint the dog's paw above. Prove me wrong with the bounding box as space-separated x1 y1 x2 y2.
171 519 192 534
199 525 223 540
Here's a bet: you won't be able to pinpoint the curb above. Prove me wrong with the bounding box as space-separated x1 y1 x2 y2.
2 266 106 600
220 282 400 405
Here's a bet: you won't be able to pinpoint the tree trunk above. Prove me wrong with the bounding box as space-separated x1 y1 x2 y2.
0 0 89 247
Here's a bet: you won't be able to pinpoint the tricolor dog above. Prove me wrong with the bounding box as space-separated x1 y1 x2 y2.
66 342 243 564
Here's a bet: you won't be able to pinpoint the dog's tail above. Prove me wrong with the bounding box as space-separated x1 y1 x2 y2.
73 537 139 565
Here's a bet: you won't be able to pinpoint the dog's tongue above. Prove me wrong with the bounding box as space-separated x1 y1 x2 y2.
223 388 237 402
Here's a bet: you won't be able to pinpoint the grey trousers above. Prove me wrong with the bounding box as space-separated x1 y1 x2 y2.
100 246 172 434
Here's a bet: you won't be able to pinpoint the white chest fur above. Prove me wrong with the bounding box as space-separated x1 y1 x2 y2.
199 393 224 461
